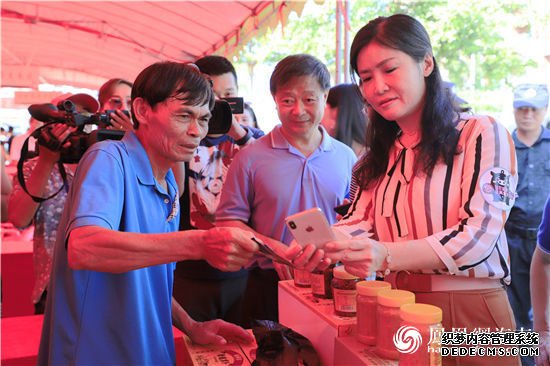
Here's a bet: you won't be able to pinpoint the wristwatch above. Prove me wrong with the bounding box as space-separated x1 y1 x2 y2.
235 127 253 146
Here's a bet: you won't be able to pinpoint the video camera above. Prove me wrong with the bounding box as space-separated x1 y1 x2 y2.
28 99 127 163
208 97 244 134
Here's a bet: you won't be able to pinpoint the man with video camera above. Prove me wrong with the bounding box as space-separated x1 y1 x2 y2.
37 62 260 366
173 56 263 327
8 93 98 314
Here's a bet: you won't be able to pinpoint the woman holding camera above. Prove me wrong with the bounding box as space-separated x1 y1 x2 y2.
98 78 134 131
320 14 519 365
8 94 99 313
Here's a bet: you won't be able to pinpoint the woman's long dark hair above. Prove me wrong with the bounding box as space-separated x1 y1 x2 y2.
350 14 460 190
327 83 367 149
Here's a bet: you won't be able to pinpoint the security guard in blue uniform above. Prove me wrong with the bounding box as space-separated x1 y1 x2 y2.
506 83 549 366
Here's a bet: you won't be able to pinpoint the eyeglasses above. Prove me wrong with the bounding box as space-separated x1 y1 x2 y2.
107 97 132 109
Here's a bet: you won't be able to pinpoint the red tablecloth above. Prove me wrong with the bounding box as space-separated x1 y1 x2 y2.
1 315 186 366
1 314 43 366
2 239 34 317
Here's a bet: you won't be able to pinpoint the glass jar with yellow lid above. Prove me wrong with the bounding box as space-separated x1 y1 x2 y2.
375 289 415 360
356 280 392 345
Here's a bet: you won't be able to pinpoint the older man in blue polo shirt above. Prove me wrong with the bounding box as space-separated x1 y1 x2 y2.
506 83 549 366
37 62 259 366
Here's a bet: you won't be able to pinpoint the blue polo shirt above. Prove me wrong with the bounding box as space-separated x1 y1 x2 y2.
509 126 550 228
538 194 550 254
38 131 180 365
216 125 356 268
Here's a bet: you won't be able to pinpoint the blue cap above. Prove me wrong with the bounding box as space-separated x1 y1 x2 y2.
513 84 549 109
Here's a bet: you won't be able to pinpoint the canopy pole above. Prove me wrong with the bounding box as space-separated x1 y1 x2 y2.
335 1 343 85
343 0 350 83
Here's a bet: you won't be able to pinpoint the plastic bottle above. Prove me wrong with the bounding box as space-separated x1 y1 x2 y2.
331 266 360 317
356 280 392 345
398 303 443 366
375 289 415 360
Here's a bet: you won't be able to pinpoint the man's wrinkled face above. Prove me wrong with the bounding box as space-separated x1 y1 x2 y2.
143 96 211 163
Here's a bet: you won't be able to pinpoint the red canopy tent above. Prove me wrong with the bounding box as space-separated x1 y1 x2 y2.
1 1 307 90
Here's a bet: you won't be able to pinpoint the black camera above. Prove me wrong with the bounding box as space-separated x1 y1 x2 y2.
28 99 127 163
208 97 244 134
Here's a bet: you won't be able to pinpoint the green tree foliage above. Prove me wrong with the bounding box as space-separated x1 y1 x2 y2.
239 4 338 73
384 1 536 90
236 0 541 94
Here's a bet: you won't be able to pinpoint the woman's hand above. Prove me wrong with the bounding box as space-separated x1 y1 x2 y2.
37 123 77 163
323 238 388 278
272 242 330 280
286 242 330 271
109 109 134 131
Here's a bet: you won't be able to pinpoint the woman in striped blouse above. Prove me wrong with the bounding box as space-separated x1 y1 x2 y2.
323 14 519 365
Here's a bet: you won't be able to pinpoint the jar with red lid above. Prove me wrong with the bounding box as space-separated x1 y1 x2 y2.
331 266 360 317
311 264 335 299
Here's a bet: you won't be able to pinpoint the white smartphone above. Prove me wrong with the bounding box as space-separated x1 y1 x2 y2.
285 207 335 248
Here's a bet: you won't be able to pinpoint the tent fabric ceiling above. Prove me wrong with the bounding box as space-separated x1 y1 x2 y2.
1 1 306 89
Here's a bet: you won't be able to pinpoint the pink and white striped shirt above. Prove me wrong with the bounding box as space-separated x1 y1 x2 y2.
337 115 517 283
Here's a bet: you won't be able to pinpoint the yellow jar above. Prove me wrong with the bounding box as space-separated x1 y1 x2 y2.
331 266 360 317
375 289 415 360
398 303 443 366
356 280 392 345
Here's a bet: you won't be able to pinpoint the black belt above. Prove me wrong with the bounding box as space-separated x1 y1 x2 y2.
505 224 538 239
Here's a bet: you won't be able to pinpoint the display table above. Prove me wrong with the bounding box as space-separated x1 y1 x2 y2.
279 280 397 366
334 336 398 366
278 280 357 365
1 239 34 317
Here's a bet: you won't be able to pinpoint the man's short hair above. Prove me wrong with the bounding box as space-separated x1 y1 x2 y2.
98 78 133 109
195 55 238 85
270 54 331 95
131 61 215 129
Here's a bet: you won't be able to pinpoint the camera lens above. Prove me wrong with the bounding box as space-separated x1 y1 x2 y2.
289 221 296 229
